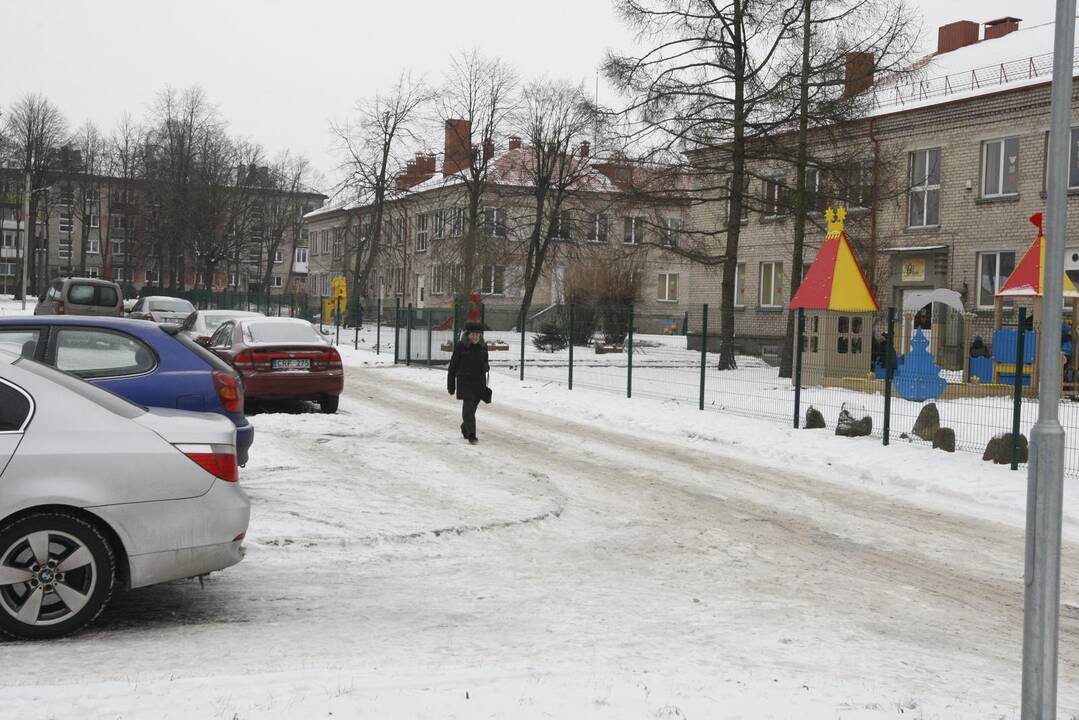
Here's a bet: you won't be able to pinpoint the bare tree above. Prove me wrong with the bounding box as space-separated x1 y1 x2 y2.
437 50 517 298
511 79 600 318
332 72 431 305
108 114 144 291
258 151 312 300
4 93 68 299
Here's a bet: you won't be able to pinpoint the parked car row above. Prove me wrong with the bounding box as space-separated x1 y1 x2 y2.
0 279 348 639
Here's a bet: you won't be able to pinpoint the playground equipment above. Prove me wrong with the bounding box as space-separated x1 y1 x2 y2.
789 208 881 385
989 212 1079 393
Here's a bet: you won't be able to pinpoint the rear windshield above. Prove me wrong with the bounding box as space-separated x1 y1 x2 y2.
244 322 324 344
149 299 194 313
15 357 145 419
67 283 119 308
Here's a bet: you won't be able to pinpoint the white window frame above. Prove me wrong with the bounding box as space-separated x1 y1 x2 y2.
982 136 1019 198
661 218 681 247
908 147 941 228
762 177 785 217
480 265 505 295
0 262 15 277
432 209 446 240
86 267 100 279
295 247 308 264
484 207 507 238
977 250 1017 309
272 275 283 288
86 238 100 255
144 269 158 284
733 262 746 307
333 228 343 259
623 216 642 245
229 272 239 287
588 214 608 243
274 249 283 264
657 272 678 302
450 207 464 237
553 210 572 241
415 212 429 252
759 261 783 308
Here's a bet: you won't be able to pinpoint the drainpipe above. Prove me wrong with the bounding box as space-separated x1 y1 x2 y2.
868 116 881 297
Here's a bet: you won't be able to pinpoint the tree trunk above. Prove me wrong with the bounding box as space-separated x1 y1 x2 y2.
779 0 812 379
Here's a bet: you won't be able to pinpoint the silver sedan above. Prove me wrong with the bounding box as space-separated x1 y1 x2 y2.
0 349 250 639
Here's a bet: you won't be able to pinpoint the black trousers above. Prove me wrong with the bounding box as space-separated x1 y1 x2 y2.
461 396 480 439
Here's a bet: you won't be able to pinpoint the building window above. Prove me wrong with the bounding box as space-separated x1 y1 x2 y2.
588 214 608 243
274 250 283 264
196 272 210 286
977 251 1016 309
431 264 445 294
836 315 864 355
272 275 283 288
113 267 130 283
553 210 572 241
58 241 72 260
0 262 14 277
908 148 941 228
733 262 746 307
762 177 786 217
145 269 158 284
295 247 308 264
87 238 100 255
1 231 15 250
415 212 428 252
661 218 681 247
309 232 318 256
480 265 505 295
982 137 1019 198
86 267 100 279
59 205 73 234
759 261 783 307
623 216 643 245
484 207 507 238
229 272 239 287
657 272 678 302
111 239 125 257
333 228 343 259
450 207 464 237
804 167 822 213
841 160 873 209
432 209 446 240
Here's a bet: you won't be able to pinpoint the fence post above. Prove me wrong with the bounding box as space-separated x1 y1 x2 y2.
1012 307 1028 470
699 303 708 410
568 303 575 390
355 311 360 351
883 308 896 445
335 296 342 346
627 304 634 399
520 306 526 382
393 297 400 364
406 303 413 367
376 297 382 356
794 308 805 428
426 308 433 367
480 302 486 330
319 298 324 333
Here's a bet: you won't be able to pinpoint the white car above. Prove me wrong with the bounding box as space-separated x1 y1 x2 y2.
127 296 196 324
0 349 250 639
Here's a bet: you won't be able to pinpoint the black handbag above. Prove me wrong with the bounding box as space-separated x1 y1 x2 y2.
481 372 492 404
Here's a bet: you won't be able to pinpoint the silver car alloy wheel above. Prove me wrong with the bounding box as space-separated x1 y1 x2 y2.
0 529 97 627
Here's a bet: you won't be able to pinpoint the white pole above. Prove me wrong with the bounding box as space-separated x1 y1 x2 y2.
1021 0 1075 717
20 171 31 310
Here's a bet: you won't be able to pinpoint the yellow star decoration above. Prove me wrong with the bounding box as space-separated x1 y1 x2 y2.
825 207 847 235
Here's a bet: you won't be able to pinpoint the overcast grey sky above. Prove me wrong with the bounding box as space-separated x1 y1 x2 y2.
1 1 1062 193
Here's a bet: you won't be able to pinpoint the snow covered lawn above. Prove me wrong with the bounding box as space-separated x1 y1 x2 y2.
2 310 1078 718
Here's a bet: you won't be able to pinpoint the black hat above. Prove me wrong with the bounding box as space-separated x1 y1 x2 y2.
465 321 484 333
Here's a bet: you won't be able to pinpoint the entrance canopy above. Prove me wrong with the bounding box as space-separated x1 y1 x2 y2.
790 208 880 312
996 212 1079 299
902 288 964 314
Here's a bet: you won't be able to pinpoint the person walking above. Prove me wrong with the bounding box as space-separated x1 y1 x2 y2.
448 321 490 445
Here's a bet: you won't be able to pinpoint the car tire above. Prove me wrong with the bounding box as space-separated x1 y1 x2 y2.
0 512 116 640
319 395 340 414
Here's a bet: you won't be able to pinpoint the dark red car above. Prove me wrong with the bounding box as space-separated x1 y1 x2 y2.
207 317 343 413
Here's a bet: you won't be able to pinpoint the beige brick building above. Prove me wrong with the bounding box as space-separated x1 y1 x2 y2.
684 15 1079 364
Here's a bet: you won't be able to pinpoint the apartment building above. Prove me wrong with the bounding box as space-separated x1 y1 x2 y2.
685 15 1079 363
302 121 694 331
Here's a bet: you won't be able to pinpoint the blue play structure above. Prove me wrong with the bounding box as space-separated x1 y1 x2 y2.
893 329 947 401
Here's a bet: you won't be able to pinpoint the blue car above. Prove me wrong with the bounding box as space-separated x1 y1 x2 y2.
0 316 254 465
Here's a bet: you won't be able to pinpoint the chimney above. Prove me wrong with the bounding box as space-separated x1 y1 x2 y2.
418 153 436 175
843 52 875 97
508 135 522 151
483 138 495 162
443 119 472 176
984 16 1021 41
579 141 591 158
937 20 979 54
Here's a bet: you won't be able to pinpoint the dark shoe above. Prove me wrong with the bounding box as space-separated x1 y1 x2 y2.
460 423 468 438
468 436 478 445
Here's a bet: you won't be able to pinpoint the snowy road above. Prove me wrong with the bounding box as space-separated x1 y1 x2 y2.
2 362 1078 718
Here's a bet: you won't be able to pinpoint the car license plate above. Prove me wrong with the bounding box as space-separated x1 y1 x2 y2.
272 358 311 370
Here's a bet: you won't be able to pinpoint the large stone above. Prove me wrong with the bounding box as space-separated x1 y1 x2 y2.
912 403 940 441
805 406 826 429
983 433 1029 464
932 427 956 453
836 405 872 437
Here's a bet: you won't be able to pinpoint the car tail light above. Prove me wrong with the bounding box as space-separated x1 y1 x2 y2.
213 371 244 414
326 348 342 369
57 299 65 315
176 443 238 482
233 350 256 371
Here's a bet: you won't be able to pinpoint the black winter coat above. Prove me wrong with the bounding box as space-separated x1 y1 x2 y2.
448 339 489 400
